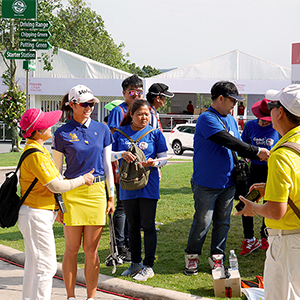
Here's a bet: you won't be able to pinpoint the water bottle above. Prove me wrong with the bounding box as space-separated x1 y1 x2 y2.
229 250 238 270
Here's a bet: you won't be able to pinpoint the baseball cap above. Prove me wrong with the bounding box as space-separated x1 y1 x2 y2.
265 84 300 117
67 85 99 104
251 98 271 121
211 81 245 101
20 108 62 138
148 83 174 98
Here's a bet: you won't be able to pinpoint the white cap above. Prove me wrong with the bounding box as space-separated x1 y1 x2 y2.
265 84 300 117
67 85 99 105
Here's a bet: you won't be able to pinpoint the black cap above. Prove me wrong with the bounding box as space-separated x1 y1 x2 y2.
148 83 174 98
211 81 244 101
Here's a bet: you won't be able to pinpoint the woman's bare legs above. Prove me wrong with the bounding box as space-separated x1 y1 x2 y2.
82 226 104 299
63 226 83 299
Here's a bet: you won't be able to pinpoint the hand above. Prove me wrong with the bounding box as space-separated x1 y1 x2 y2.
56 210 64 224
249 183 266 199
106 197 115 214
83 168 94 186
141 158 155 168
258 148 270 161
122 151 136 163
235 196 257 217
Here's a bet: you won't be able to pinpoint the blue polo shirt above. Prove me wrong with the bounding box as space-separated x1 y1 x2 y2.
108 102 128 129
112 124 168 200
192 107 240 189
52 118 113 178
241 119 279 165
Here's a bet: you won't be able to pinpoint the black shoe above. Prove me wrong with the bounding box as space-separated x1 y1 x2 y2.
118 245 132 263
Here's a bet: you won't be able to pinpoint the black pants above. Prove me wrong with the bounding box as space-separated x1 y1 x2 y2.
123 198 158 268
242 163 268 239
112 183 129 248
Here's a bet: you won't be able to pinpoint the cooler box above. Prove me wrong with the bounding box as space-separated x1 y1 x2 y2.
212 268 241 298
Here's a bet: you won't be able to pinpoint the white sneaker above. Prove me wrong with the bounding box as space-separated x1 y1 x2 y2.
184 254 199 275
132 266 154 281
208 254 224 270
67 298 76 300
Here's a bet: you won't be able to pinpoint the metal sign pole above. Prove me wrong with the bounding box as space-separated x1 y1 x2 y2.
26 68 29 109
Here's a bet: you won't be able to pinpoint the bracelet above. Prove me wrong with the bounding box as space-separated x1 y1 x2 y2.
252 204 258 216
115 169 119 173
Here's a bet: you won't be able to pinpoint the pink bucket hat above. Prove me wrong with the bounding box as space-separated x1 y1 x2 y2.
20 108 62 138
251 98 271 121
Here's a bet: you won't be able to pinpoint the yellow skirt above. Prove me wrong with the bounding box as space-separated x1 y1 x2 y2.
62 181 107 226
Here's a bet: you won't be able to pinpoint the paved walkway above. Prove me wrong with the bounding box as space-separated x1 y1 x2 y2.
0 258 127 300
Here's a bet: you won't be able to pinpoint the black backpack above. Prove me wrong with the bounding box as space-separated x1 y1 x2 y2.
115 128 155 191
0 148 42 228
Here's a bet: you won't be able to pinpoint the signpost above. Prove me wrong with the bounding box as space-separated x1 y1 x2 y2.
2 0 37 19
19 20 51 30
19 30 51 40
19 41 51 50
1 0 52 109
4 50 36 60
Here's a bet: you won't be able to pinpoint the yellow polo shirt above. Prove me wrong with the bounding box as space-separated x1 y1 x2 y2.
265 126 300 230
19 140 60 210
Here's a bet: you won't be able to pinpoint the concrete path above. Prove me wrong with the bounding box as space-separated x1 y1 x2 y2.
0 245 210 300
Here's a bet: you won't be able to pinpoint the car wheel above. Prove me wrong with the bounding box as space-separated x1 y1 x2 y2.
172 141 183 155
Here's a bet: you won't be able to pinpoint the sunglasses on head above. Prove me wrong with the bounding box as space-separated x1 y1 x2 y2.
267 101 282 111
77 102 95 108
127 89 143 96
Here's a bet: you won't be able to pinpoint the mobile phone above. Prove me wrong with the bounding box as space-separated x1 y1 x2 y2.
235 189 260 212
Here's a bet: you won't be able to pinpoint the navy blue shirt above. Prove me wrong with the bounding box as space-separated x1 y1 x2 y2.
52 118 113 178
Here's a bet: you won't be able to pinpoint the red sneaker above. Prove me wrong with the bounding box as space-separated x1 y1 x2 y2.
260 238 269 250
239 238 261 256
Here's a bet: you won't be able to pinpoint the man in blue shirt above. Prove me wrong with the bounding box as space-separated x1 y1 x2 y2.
184 81 270 275
108 74 144 132
108 74 143 263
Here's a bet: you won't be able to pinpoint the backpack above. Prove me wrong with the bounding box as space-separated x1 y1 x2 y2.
115 128 155 191
0 148 42 228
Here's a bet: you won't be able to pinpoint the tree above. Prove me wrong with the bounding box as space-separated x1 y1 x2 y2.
0 0 63 150
51 0 128 70
0 76 26 151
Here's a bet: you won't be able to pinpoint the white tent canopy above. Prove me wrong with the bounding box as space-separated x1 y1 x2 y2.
146 50 291 95
0 48 132 96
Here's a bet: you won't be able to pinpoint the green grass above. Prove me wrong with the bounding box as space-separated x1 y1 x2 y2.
0 161 265 299
0 152 23 166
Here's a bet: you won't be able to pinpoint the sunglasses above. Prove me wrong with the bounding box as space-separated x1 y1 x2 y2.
127 89 143 96
77 102 95 108
267 102 282 111
226 96 237 104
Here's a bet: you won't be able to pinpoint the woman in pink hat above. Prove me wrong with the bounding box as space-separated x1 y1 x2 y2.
52 85 115 300
238 98 279 256
18 108 95 300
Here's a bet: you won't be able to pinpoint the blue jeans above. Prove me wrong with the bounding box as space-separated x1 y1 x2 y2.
123 198 158 268
185 180 235 258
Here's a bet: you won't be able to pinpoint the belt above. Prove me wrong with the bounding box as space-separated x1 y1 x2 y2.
267 227 300 236
93 175 106 183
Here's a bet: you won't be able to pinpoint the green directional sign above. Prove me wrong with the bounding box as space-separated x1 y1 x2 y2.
23 60 36 71
2 0 37 19
5 50 36 60
19 41 51 50
19 20 51 30
19 30 51 40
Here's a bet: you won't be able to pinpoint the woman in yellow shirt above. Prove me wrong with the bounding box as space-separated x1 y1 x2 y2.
18 108 94 300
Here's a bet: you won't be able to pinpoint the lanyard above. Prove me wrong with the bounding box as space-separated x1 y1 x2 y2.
150 106 163 132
